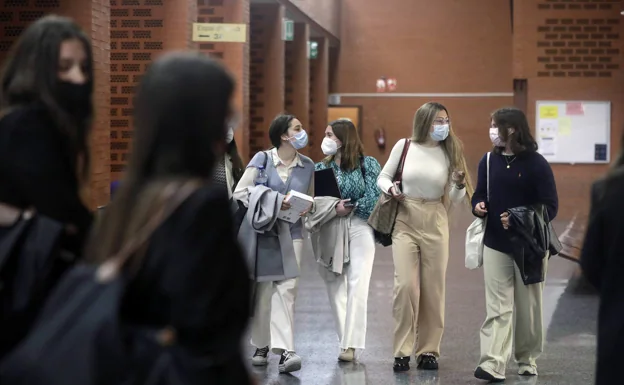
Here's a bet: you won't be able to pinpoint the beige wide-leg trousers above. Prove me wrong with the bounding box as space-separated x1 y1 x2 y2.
478 246 547 378
250 239 303 354
392 198 449 358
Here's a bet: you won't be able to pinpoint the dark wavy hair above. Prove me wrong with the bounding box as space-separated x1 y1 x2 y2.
491 107 538 155
0 15 94 181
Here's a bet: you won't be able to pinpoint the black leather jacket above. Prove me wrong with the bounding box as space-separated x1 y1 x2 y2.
507 204 562 285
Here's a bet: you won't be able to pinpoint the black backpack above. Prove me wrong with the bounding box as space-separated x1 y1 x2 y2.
0 204 69 359
0 180 201 385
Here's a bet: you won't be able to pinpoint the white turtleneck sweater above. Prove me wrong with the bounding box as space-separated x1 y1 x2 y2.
377 139 465 203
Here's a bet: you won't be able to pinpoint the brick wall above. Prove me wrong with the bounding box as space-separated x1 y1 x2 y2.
284 22 310 156
338 0 513 173
512 0 623 215
197 0 251 162
249 3 284 159
109 0 167 181
337 0 623 218
309 37 328 162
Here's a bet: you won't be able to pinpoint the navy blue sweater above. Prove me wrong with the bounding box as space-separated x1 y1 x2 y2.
471 150 558 254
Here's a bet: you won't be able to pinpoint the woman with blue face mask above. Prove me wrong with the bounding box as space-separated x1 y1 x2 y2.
233 114 314 374
377 102 474 372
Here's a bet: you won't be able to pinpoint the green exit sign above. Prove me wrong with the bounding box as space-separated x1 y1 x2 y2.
282 19 294 41
308 41 318 59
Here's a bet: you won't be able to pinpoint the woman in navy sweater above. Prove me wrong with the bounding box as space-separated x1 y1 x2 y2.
471 107 558 382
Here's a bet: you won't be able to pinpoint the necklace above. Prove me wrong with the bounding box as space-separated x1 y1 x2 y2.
504 154 517 169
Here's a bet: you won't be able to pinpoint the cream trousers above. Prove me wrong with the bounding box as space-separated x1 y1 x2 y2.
478 246 547 377
319 216 376 350
392 198 449 358
250 239 303 354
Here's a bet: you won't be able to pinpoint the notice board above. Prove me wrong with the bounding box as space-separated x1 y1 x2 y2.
535 101 611 164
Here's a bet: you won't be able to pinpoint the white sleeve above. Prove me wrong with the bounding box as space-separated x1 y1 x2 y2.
232 167 258 207
377 139 406 194
448 180 467 204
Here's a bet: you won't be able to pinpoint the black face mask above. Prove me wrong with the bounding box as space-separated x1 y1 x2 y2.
57 81 91 121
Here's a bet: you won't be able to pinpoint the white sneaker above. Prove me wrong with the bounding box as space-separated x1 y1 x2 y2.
518 364 538 376
278 351 302 373
338 348 355 362
252 346 269 366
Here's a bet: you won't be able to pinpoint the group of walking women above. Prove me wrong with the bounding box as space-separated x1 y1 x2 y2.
0 13 558 385
235 103 557 384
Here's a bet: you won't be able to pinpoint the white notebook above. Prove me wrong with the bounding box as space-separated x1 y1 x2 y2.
277 190 314 224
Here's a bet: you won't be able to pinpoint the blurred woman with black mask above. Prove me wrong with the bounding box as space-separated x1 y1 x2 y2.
0 15 94 358
0 15 94 254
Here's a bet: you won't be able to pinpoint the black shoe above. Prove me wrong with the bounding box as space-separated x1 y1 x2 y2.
474 367 505 383
393 357 410 372
417 353 438 370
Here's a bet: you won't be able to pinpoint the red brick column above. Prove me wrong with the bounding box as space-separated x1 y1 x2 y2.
164 0 197 50
197 0 251 163
249 3 285 158
285 22 310 156
309 37 328 162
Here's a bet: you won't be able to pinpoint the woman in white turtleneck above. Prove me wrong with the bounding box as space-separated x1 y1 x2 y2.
377 102 473 373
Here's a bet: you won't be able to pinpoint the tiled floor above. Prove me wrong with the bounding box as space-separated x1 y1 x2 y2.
246 215 598 384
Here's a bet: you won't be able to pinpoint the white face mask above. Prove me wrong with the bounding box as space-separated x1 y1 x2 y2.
225 127 234 144
321 137 341 155
489 127 505 147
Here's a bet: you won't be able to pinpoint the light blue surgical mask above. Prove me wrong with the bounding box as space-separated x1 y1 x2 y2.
289 130 308 150
430 124 449 142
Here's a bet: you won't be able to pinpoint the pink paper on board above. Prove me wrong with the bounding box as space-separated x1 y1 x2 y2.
566 102 584 116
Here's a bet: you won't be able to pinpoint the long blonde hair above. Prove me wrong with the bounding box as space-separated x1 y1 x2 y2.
412 102 474 201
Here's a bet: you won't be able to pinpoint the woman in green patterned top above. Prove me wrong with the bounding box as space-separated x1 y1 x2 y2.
314 119 381 362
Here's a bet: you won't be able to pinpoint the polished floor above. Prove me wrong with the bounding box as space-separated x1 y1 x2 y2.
246 214 598 385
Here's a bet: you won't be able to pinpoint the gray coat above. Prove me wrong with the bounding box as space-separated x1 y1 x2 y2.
305 196 350 275
238 185 299 282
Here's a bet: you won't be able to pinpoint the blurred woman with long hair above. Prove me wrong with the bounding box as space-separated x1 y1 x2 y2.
87 52 252 384
0 15 94 357
581 129 624 385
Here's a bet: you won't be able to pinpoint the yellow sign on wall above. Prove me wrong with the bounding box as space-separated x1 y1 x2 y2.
539 105 559 119
192 23 247 43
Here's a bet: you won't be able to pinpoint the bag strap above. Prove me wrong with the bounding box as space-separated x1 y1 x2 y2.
486 152 491 202
393 138 411 189
96 179 202 282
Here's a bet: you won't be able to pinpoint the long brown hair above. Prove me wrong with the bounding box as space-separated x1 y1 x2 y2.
86 52 234 265
412 102 474 201
322 119 364 171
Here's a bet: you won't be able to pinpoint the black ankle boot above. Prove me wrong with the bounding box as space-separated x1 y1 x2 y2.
393 357 410 372
417 353 439 370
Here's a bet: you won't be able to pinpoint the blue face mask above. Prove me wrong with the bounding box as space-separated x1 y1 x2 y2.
430 124 450 142
289 130 308 150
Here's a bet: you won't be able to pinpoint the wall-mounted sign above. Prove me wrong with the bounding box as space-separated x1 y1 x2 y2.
282 19 294 41
308 41 318 59
387 78 397 91
376 77 386 92
192 23 247 43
